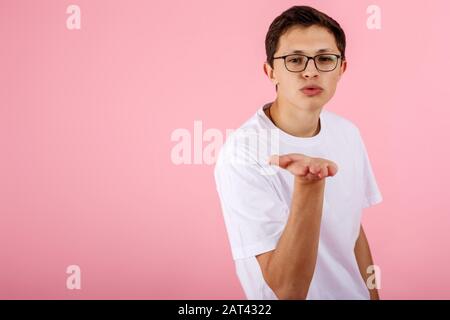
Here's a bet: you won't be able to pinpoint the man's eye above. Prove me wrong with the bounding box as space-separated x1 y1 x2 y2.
288 58 302 64
318 56 334 62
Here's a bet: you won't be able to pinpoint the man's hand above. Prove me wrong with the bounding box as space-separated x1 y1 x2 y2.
257 153 338 299
268 153 338 183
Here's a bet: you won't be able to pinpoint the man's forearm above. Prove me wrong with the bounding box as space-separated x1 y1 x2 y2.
354 225 380 300
262 177 325 299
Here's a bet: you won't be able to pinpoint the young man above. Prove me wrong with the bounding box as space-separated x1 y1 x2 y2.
214 6 382 299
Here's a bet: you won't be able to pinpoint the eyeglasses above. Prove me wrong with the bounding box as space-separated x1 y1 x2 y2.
273 53 342 72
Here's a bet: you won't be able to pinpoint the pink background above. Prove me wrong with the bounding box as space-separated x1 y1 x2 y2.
1 0 449 299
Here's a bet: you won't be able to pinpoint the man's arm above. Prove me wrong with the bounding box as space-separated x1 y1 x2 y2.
256 154 338 300
354 225 380 300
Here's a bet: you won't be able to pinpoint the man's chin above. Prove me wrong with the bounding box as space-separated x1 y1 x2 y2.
293 100 324 112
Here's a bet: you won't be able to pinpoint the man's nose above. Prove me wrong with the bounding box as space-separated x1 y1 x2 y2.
302 58 319 78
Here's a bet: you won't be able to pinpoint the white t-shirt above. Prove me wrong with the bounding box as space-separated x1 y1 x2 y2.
214 102 383 300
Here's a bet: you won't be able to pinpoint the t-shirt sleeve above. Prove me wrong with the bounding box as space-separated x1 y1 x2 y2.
214 150 289 260
355 128 383 209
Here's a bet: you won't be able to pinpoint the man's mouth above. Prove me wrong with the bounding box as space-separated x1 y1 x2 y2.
300 86 323 96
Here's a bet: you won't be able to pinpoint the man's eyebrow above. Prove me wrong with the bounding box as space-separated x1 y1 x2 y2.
284 48 335 55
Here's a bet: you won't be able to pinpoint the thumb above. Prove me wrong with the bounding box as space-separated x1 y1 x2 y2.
327 162 339 176
268 154 293 169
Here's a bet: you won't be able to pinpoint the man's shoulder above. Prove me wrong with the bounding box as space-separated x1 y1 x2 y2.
215 109 267 172
220 110 264 151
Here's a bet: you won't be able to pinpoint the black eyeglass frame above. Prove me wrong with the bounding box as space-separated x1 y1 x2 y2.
272 53 343 72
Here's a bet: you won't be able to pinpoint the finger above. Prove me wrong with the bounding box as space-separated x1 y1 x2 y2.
268 154 293 169
268 155 282 166
286 162 308 176
268 154 278 165
308 163 320 175
327 162 338 176
319 164 329 178
282 153 308 162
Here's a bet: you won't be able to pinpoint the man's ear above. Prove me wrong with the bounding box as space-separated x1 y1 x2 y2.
337 59 347 80
263 62 278 86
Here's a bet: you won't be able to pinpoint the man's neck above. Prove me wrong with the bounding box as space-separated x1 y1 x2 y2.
267 98 322 138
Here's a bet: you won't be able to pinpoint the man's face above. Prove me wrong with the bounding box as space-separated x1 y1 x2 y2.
264 25 347 112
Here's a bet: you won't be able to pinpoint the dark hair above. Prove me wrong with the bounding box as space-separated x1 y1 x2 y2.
265 6 346 69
